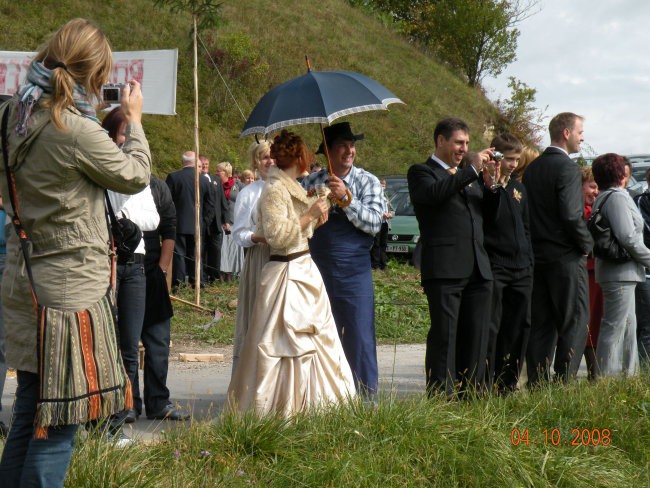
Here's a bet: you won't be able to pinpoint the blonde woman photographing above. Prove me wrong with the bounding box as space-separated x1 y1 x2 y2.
0 19 150 486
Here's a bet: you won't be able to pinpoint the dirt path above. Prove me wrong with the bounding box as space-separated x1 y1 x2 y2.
0 344 427 443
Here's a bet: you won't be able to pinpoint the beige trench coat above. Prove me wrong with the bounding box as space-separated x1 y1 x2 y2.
0 99 151 372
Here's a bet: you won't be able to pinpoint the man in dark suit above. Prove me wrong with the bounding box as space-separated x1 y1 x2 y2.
165 151 215 288
408 117 498 396
522 112 593 385
199 154 227 283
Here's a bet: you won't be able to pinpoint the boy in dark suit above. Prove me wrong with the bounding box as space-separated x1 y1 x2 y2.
483 134 533 392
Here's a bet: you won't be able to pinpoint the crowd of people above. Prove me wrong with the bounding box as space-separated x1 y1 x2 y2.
166 147 327 289
409 113 650 397
0 17 649 488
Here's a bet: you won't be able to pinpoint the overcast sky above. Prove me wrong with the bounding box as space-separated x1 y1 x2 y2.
482 0 650 156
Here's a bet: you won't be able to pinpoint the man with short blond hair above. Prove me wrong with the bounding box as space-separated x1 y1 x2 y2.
199 154 227 283
199 154 211 181
523 112 593 386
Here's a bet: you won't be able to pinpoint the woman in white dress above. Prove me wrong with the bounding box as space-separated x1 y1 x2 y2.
227 130 355 416
231 140 274 374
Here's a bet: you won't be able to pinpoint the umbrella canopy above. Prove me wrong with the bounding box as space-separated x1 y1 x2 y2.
240 70 403 138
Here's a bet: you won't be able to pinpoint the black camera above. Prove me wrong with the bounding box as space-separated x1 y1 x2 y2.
102 83 126 104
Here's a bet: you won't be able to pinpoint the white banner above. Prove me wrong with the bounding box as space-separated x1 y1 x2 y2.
0 49 178 115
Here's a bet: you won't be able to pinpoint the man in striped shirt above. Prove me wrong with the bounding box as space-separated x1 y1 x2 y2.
302 122 383 397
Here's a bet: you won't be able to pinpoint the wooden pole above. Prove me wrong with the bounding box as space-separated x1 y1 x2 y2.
170 294 214 314
193 13 201 305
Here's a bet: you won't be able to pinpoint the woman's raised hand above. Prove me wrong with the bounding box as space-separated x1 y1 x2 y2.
121 80 144 124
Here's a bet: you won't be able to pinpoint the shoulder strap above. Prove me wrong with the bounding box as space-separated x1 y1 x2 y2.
593 189 617 215
104 190 120 230
1 107 39 307
103 192 118 290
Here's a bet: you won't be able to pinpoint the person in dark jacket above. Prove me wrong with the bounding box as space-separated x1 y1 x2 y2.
407 116 499 397
483 134 533 392
166 151 215 288
138 176 189 420
200 154 227 283
582 166 602 380
522 112 594 386
633 169 650 365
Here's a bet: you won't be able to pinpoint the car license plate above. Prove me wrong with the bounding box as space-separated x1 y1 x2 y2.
387 244 409 253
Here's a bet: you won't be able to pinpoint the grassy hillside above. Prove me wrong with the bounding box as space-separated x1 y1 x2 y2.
0 0 498 177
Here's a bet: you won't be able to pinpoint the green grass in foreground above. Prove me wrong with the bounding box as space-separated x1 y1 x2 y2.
64 373 649 487
170 258 428 347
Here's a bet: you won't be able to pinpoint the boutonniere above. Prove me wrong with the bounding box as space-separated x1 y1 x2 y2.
512 188 522 203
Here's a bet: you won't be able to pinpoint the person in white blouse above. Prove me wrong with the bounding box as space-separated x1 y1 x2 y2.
102 107 160 444
231 140 275 374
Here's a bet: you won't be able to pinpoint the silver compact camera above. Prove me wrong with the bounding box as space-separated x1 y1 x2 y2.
102 83 126 104
492 151 504 162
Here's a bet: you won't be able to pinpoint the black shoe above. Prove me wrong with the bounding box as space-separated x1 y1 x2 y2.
124 409 139 424
146 404 190 421
0 420 8 438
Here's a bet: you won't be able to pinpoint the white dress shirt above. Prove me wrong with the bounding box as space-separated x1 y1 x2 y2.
233 179 265 248
107 186 160 254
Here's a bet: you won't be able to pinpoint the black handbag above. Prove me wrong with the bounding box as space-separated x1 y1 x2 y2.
587 190 631 262
105 193 142 259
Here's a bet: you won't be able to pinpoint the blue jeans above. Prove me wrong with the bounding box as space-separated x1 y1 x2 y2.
141 317 171 415
0 371 79 487
110 258 146 426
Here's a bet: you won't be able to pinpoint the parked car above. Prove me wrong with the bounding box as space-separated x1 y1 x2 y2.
383 178 419 255
628 155 650 195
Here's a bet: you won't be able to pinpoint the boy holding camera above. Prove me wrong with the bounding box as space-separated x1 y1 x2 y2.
482 133 534 393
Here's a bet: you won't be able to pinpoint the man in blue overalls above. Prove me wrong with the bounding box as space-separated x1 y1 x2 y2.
302 122 384 396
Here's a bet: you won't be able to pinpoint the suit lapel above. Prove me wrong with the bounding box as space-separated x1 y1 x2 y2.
425 158 446 179
425 157 469 198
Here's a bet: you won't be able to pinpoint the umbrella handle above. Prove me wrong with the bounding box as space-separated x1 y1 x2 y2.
319 123 334 176
319 123 351 208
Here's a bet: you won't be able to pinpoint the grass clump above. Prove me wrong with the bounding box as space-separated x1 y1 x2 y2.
65 373 649 487
373 258 428 343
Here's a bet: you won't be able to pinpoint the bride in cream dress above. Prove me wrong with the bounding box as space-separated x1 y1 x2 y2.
227 130 355 416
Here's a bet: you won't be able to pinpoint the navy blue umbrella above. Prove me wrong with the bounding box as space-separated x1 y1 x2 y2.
240 69 403 138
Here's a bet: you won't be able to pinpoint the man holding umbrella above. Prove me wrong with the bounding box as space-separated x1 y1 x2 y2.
302 122 384 397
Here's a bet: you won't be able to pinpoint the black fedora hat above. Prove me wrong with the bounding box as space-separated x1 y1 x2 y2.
316 122 364 154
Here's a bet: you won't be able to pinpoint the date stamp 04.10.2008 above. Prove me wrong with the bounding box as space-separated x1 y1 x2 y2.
510 428 612 447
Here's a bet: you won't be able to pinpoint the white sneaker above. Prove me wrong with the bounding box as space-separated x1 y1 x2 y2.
106 430 133 448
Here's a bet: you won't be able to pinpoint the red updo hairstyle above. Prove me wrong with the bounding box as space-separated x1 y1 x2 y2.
270 130 312 174
592 153 626 190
